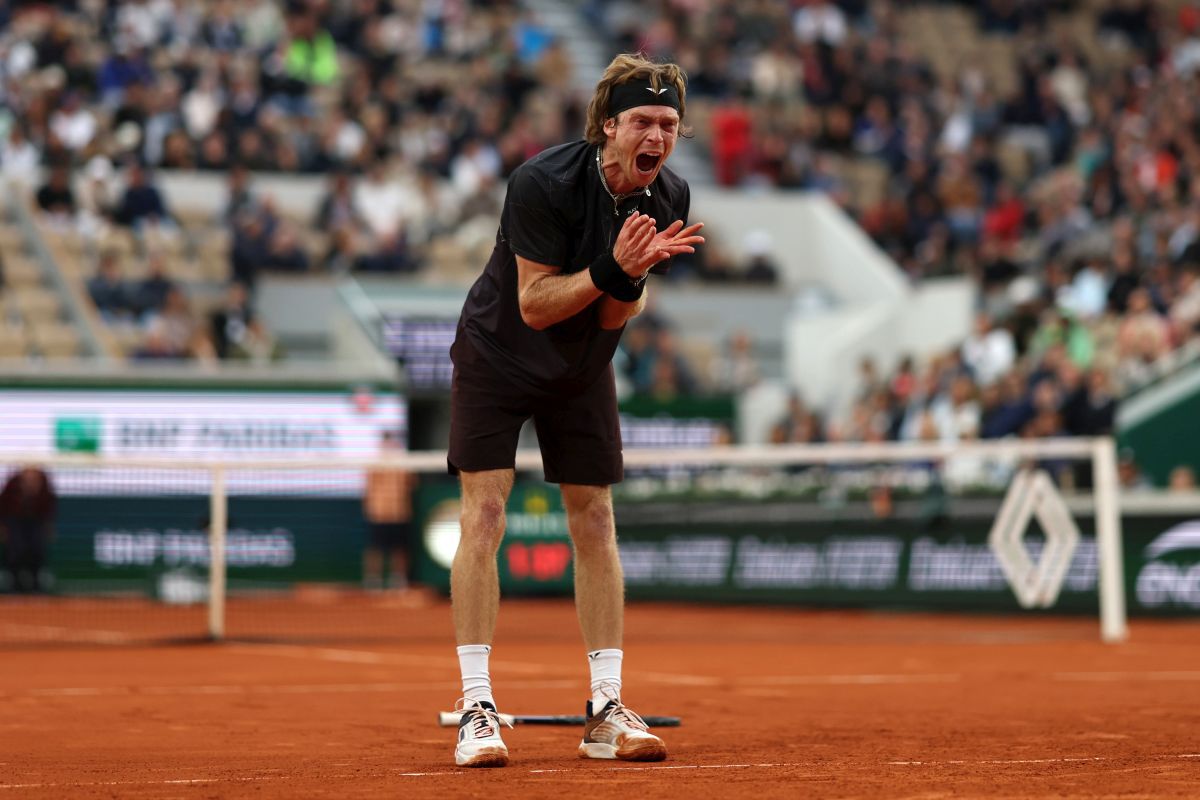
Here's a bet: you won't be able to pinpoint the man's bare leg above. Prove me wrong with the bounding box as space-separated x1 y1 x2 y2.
451 469 514 645
450 468 514 768
561 482 666 761
561 483 623 651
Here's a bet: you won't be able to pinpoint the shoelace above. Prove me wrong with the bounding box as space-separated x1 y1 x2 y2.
454 698 512 739
596 687 650 731
605 702 650 731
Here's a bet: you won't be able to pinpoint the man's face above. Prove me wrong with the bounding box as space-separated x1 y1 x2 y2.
604 104 679 188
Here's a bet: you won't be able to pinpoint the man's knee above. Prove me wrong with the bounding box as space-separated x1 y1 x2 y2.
565 489 616 555
460 495 507 554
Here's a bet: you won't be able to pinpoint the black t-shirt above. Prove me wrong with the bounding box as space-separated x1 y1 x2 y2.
456 139 690 396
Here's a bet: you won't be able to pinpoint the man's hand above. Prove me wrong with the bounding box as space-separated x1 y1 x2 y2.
612 212 705 279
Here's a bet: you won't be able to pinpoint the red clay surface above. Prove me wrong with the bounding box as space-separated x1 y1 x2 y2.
2 596 1199 799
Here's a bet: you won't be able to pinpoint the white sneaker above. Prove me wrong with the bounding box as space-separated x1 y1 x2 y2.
578 695 667 761
454 699 511 768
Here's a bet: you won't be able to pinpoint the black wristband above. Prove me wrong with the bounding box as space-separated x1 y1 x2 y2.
589 252 645 303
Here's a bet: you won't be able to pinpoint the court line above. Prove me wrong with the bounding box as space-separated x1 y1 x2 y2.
0 623 135 645
629 670 722 687
738 673 961 686
228 643 572 676
1053 671 1200 682
228 644 946 689
0 673 960 700
2 679 581 700
6 754 1200 789
21 668 1200 701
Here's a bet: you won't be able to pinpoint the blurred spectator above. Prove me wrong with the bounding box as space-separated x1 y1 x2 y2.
1061 368 1116 436
144 287 215 362
131 253 176 319
1 126 39 186
794 1 848 46
264 221 310 272
1169 465 1198 493
77 156 120 238
35 164 77 223
133 323 181 361
323 227 361 273
1170 266 1200 339
222 165 258 224
230 318 284 363
742 230 780 285
961 312 1016 386
48 91 96 153
0 467 57 594
282 6 339 90
208 282 255 360
1118 449 1154 490
407 166 462 249
230 208 273 288
87 251 133 323
362 430 416 591
354 161 410 242
314 172 361 235
1117 288 1171 383
928 374 981 443
115 163 172 231
355 232 413 273
712 331 760 393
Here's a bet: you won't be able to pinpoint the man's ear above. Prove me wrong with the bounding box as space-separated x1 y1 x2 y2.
603 115 617 137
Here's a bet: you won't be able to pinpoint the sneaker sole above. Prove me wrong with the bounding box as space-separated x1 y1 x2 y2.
578 739 667 761
456 746 509 768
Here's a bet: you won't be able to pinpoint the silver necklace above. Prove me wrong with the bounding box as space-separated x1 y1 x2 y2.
596 146 650 215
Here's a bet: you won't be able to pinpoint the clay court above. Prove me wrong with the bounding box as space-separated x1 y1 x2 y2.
2 596 1199 799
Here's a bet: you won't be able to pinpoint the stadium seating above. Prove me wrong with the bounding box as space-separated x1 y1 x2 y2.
1 0 1198 458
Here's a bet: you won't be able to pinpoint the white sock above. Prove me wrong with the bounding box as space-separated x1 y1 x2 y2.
588 648 623 711
457 644 494 707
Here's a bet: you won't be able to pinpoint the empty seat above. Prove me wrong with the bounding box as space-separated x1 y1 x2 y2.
11 286 63 323
0 323 29 358
199 251 230 282
0 225 24 254
30 321 80 359
2 256 42 288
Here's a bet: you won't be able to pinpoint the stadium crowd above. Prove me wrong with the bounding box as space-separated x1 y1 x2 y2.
589 0 1200 454
5 0 583 360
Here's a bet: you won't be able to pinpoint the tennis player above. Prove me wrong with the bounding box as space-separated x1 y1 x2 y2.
447 53 704 768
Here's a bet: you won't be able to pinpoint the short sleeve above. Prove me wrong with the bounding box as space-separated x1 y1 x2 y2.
502 165 570 267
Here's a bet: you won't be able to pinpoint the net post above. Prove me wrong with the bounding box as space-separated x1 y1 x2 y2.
1092 437 1128 643
208 464 228 641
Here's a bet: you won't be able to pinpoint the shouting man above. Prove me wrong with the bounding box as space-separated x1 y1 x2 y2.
447 53 704 767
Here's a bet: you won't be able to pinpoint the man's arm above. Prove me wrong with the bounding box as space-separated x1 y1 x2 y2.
517 212 658 330
516 256 604 331
517 213 703 331
598 289 647 330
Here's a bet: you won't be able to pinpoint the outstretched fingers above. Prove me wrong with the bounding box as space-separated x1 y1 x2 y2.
655 221 705 248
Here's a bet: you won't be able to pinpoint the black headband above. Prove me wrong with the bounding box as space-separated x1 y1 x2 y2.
606 78 681 118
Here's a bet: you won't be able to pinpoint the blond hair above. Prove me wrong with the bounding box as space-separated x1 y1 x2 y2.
584 53 689 145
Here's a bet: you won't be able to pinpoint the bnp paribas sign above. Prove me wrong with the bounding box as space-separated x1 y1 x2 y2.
54 415 102 453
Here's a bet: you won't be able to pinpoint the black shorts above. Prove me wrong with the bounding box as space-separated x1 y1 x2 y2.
448 335 623 485
369 522 411 551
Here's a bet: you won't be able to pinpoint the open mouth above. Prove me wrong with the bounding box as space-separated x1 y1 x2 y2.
635 153 661 175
